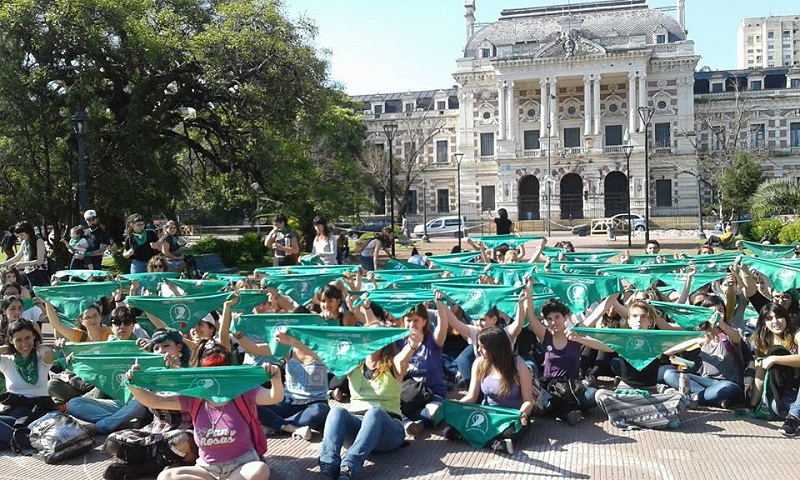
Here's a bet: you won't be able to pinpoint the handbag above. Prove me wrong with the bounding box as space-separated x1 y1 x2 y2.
400 377 433 416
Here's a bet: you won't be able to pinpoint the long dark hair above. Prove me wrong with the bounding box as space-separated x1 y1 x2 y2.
313 216 330 238
476 326 518 397
190 338 231 367
6 319 42 354
14 221 38 261
753 303 794 356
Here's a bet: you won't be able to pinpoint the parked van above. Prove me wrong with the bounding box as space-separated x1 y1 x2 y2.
412 215 468 238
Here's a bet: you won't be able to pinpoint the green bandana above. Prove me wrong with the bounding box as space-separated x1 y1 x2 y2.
740 240 797 259
128 365 272 403
283 325 410 377
373 269 444 285
547 262 608 275
34 281 123 324
426 260 486 277
571 327 704 370
627 254 670 265
432 283 523 320
649 301 720 329
63 340 144 357
287 265 360 275
231 290 270 313
385 258 428 270
14 351 38 385
432 400 522 449
530 273 621 314
355 289 436 319
741 256 800 291
561 250 623 262
427 251 482 263
53 269 112 281
658 272 727 294
540 247 567 259
120 272 180 292
299 254 325 266
599 263 687 291
167 279 229 296
71 353 164 402
392 275 482 291
126 292 232 333
483 263 535 287
683 253 738 273
260 272 343 305
209 273 247 283
469 235 543 249
231 313 330 361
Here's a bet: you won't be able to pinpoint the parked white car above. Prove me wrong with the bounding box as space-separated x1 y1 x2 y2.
412 215 468 238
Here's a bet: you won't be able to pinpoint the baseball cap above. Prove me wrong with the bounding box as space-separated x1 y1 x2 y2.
83 210 98 219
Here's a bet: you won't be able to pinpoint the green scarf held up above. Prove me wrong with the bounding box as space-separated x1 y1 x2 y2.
741 256 800 292
14 351 38 385
598 263 687 291
53 269 112 281
283 325 410 377
539 247 567 259
260 272 343 305
432 400 522 449
167 279 229 296
385 258 428 270
469 234 543 249
71 353 164 402
547 262 608 275
529 273 621 314
561 250 623 262
426 251 482 263
62 340 144 357
372 269 444 285
649 301 720 329
355 289 436 319
483 263 535 287
299 254 325 266
627 254 671 265
34 281 123 325
432 283 523 320
231 313 331 362
231 290 270 313
119 272 180 292
571 327 704 370
657 272 727 294
426 260 486 277
682 253 738 273
392 275 482 291
285 265 361 275
208 273 247 283
740 240 797 259
128 365 272 403
126 292 232 333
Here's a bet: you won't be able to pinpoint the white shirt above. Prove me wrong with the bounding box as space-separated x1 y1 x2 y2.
0 344 52 397
312 236 338 265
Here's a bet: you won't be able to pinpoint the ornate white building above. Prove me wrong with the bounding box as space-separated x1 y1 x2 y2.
355 0 800 229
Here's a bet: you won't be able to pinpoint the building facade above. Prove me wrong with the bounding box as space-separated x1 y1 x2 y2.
355 1 800 229
737 15 800 69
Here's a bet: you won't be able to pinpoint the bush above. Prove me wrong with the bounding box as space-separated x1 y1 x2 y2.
739 219 784 242
189 236 244 267
778 222 800 245
239 232 266 262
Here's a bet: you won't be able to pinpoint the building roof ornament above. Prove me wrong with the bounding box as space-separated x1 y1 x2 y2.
535 29 607 58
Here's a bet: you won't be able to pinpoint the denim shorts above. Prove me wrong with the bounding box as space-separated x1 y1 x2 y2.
196 449 261 480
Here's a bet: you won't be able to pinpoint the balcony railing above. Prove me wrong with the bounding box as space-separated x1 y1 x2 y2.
479 155 496 163
603 145 626 154
652 147 673 156
562 147 585 155
523 149 544 157
774 146 800 156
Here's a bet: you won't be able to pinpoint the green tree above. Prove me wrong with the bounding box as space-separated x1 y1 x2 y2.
719 152 765 219
750 178 800 218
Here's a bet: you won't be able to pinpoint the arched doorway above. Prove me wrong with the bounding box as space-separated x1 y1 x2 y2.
518 175 540 220
604 171 628 217
560 173 583 220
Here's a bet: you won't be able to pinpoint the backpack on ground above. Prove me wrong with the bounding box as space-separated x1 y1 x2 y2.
26 411 93 464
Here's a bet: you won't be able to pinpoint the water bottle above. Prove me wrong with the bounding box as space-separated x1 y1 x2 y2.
678 367 690 396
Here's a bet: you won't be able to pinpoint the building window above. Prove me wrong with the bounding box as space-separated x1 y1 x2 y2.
768 31 774 39
750 80 762 90
481 186 496 212
436 100 447 111
374 143 384 151
523 130 540 150
790 122 800 148
605 125 623 146
655 179 672 207
791 78 800 88
407 190 418 215
436 140 448 163
750 124 766 148
403 141 416 160
480 132 495 157
373 104 383 114
563 127 581 148
656 34 666 44
711 82 724 93
481 48 491 58
710 126 725 151
404 102 414 112
436 189 450 213
654 122 671 148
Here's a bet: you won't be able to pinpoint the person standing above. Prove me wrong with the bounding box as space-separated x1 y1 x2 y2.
494 209 513 235
311 216 338 265
264 214 299 267
122 214 160 274
83 210 110 270
0 222 48 287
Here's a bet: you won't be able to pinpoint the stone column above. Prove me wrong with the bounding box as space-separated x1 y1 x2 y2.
506 80 516 145
497 81 506 140
549 77 558 136
638 72 648 132
540 78 549 137
628 72 638 134
592 74 602 136
583 74 592 135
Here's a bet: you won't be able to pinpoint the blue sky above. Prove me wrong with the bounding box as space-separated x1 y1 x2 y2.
282 0 798 95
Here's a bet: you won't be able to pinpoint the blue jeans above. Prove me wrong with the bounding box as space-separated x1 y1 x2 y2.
67 397 147 434
662 369 743 406
0 406 29 447
402 394 444 427
318 406 405 475
258 400 330 431
455 344 475 381
130 259 149 274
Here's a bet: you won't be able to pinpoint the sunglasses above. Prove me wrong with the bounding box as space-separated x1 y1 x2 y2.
111 319 135 326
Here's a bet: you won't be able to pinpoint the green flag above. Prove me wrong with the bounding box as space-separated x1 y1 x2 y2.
658 272 727 294
53 270 112 281
741 256 800 292
571 327 704 370
683 253 738 273
649 301 719 329
540 247 568 259
62 340 144 357
373 269 444 285
599 263 687 291
126 292 232 333
432 283 522 320
120 272 179 292
393 275 482 291
356 289 436 319
561 250 623 262
469 235 543 249
385 258 428 270
283 326 410 377
548 262 608 275
167 279 229 296
231 313 329 361
483 263 535 287
260 272 343 305
231 289 270 313
530 273 621 314
129 365 272 403
34 282 123 322
71 353 164 402
427 251 482 263
627 254 671 265
299 254 325 265
209 273 247 283
741 240 796 259
432 400 522 449
427 260 486 277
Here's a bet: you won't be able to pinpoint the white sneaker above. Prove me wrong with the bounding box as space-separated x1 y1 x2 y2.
291 425 312 441
491 438 514 455
404 420 424 437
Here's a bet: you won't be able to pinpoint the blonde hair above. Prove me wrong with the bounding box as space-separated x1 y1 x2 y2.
628 300 657 329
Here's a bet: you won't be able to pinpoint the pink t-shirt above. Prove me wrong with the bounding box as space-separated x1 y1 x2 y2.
180 388 259 464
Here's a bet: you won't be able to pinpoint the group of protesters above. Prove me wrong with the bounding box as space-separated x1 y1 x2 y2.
1 209 800 480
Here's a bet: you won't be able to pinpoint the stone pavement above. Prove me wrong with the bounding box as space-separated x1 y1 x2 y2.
1 405 794 480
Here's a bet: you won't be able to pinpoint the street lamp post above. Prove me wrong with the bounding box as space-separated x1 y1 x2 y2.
421 178 429 242
546 122 552 237
454 152 465 249
251 182 261 236
637 106 655 245
72 108 89 222
622 131 635 248
383 123 398 257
